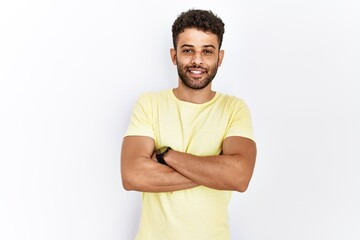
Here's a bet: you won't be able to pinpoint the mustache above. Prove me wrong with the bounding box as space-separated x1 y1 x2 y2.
186 64 207 70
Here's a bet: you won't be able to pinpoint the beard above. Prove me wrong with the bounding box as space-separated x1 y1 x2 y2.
176 59 219 90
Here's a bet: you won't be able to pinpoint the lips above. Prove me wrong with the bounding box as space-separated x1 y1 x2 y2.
187 67 206 77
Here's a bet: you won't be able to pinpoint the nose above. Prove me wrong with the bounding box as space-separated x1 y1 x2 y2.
190 52 203 65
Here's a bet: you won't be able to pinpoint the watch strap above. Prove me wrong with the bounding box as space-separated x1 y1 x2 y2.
156 147 171 165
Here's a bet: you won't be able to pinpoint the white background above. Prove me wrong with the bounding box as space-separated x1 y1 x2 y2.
1 0 359 239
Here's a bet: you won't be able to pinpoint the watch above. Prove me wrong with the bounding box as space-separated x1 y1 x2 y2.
156 146 172 165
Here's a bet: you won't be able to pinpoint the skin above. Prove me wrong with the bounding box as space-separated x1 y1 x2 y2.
121 28 257 192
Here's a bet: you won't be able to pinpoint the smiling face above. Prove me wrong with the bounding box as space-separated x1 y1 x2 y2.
171 28 224 90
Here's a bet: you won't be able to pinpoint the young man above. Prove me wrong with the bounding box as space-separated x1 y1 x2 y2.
121 9 257 240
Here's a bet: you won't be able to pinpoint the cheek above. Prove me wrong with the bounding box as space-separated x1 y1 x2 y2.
210 57 220 66
175 57 188 67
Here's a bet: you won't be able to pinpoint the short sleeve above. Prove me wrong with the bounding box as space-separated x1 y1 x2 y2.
124 94 155 139
225 99 255 141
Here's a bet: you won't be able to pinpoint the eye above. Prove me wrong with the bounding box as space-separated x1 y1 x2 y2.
183 49 193 53
203 49 213 54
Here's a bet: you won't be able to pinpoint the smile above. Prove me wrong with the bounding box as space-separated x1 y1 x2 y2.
188 68 206 76
190 70 202 74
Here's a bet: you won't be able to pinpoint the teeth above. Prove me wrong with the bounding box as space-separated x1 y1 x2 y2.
191 71 202 74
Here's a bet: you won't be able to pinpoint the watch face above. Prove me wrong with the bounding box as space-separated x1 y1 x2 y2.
157 147 169 155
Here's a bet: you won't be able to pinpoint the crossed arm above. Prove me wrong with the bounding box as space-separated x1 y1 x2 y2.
121 135 257 193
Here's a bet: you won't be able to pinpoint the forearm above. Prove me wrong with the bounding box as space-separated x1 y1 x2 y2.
122 156 199 193
165 151 254 192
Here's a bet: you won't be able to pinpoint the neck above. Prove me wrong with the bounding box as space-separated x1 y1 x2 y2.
173 80 216 104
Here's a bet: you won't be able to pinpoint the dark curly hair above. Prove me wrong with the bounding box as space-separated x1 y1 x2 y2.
171 9 225 50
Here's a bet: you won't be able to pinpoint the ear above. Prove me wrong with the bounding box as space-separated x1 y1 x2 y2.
170 48 177 65
217 50 225 66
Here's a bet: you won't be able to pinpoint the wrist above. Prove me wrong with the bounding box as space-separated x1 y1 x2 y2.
156 146 172 165
163 149 180 167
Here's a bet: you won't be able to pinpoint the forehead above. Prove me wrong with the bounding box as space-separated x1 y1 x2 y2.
177 28 219 49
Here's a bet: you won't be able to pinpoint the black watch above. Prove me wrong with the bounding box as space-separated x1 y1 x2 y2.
156 147 172 165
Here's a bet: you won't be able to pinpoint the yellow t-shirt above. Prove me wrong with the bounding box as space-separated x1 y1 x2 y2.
125 89 254 240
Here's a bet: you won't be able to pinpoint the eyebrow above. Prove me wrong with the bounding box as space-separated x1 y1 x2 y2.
180 44 216 49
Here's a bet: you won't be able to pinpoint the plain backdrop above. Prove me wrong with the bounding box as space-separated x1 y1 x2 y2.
1 0 359 239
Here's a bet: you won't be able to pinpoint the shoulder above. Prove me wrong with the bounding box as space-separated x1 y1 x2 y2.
136 89 172 103
216 92 248 109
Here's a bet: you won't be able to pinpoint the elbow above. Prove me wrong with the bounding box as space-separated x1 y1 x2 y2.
234 177 252 193
233 165 255 192
121 160 157 192
121 173 137 191
122 181 134 191
235 182 249 193
121 162 145 191
122 178 133 191
121 168 151 192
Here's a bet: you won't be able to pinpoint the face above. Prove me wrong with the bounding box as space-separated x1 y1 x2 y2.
171 28 224 90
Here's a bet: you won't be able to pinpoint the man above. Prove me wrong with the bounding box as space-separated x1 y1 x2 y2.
121 9 256 240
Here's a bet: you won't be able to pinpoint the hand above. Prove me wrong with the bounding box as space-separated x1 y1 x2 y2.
151 151 157 162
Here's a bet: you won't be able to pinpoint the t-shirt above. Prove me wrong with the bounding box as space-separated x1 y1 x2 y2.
125 89 254 240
